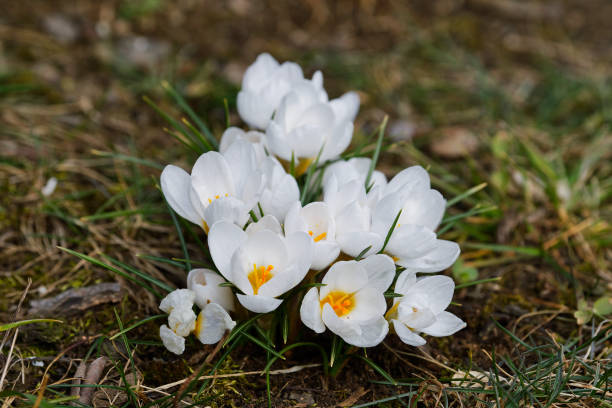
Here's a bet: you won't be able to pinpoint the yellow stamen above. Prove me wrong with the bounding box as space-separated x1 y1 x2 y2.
202 220 210 234
391 255 399 263
384 301 401 320
193 313 203 336
320 291 355 317
308 231 327 242
248 263 274 295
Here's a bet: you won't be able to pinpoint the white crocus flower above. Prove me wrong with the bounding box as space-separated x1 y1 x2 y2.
323 177 382 258
187 269 235 312
322 157 387 197
208 220 313 313
193 303 236 345
265 80 359 172
159 325 185 355
388 271 466 346
161 139 264 232
300 255 395 347
284 201 340 270
257 157 300 223
159 289 197 355
237 53 305 129
219 127 267 165
372 166 460 273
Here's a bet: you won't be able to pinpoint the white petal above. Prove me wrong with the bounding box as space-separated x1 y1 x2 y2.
392 320 426 346
322 303 361 341
358 254 395 292
208 221 248 280
320 261 367 297
237 294 283 313
347 317 388 348
283 201 305 234
168 306 196 337
187 269 235 312
350 287 387 320
399 188 446 231
285 231 314 281
203 196 250 229
265 121 293 161
160 325 185 355
243 229 288 270
394 270 417 295
311 241 340 271
385 166 430 197
300 287 325 333
191 151 235 203
336 232 383 258
219 127 246 153
421 311 467 337
385 225 437 259
330 91 360 123
245 215 282 236
161 165 201 225
397 239 460 273
410 275 455 314
320 121 353 162
159 289 195 313
397 306 436 331
238 90 272 129
195 303 236 344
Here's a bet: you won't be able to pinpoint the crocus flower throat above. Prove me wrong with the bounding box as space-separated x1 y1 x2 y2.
248 263 274 294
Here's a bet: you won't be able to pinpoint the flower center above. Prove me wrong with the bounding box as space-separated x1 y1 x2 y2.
248 263 274 295
207 193 229 204
308 230 327 242
321 291 355 317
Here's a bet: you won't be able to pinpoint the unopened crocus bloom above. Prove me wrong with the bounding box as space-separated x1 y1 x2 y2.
265 80 359 172
159 289 196 355
159 288 236 355
322 157 387 196
371 166 460 272
257 157 300 223
161 139 264 232
237 53 305 129
300 255 395 347
208 219 313 313
219 127 267 165
284 201 340 270
187 268 235 312
387 271 466 346
323 177 381 258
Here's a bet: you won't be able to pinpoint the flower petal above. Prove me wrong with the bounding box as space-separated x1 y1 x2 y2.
285 231 314 281
159 289 195 313
410 275 455 313
160 324 185 355
322 303 361 341
208 221 248 280
300 287 325 333
245 214 282 236
397 239 460 273
191 151 235 202
160 165 201 225
195 303 236 344
237 294 283 313
394 270 417 295
312 240 340 270
392 320 426 346
421 311 467 337
187 269 235 312
358 254 395 292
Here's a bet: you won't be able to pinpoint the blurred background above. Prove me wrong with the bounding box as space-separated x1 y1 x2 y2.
1 0 611 405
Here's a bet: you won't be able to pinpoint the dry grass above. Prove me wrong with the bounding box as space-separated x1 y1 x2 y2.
1 0 611 406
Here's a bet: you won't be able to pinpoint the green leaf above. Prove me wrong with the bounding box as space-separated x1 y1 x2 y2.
364 115 388 192
0 319 62 332
452 259 479 284
593 296 612 316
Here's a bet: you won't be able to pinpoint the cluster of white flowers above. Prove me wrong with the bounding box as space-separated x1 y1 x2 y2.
159 53 465 354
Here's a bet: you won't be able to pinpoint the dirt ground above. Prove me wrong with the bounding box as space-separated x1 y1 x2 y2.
1 1 611 406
